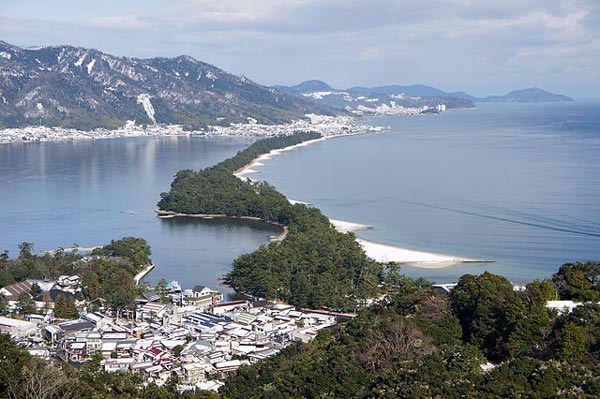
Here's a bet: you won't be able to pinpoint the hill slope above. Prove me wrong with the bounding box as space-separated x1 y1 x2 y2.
0 41 334 130
276 81 475 114
481 87 573 103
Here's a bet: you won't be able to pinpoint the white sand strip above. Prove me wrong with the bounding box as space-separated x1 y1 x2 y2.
356 238 490 268
329 218 491 268
234 136 329 178
288 199 313 206
230 136 493 269
330 219 373 233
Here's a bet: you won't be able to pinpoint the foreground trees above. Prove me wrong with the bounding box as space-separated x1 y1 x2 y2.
222 265 600 398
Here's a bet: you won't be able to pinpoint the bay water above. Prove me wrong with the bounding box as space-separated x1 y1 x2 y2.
251 102 600 283
0 135 278 294
1 101 599 289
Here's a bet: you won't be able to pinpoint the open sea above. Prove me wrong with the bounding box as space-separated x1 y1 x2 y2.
251 101 600 282
1 101 599 289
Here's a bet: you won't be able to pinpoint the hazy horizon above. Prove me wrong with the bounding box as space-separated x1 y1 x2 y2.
1 0 598 98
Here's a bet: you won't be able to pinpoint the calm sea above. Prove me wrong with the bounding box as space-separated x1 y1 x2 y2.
251 102 600 283
1 101 599 288
0 135 278 295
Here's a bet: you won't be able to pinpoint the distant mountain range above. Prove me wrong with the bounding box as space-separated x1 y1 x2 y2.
0 40 574 131
274 80 476 115
275 80 573 112
0 41 333 130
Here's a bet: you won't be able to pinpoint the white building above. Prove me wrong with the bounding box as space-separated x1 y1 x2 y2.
0 316 38 337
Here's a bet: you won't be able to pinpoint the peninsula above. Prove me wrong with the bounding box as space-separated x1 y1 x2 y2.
158 130 492 309
231 133 493 268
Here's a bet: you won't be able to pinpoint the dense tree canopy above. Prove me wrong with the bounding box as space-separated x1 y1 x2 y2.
158 132 383 309
552 261 600 301
222 266 600 398
92 237 152 267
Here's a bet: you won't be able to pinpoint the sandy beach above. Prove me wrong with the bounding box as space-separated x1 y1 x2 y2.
234 136 329 179
329 219 373 233
218 114 506 271
233 130 375 179
231 134 494 269
328 219 491 268
355 238 492 268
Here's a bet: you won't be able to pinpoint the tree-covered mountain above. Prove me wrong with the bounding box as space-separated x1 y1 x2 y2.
480 87 573 103
0 41 335 130
222 264 600 398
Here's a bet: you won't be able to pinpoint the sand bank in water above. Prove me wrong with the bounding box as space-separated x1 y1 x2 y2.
329 219 493 268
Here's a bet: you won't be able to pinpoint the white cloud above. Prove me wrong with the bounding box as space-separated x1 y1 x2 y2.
162 0 320 23
90 16 153 30
1 0 598 96
357 47 383 62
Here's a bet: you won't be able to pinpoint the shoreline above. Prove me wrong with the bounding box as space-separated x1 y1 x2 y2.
233 131 368 179
229 135 495 270
330 218 493 268
134 263 156 286
0 114 384 145
355 238 494 269
155 210 288 243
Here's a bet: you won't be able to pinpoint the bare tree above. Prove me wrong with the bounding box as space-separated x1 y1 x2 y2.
8 360 77 399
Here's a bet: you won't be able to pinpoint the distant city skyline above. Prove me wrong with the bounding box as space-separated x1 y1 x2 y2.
1 0 598 98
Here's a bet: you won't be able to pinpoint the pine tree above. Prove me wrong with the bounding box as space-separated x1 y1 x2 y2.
65 298 79 319
54 293 68 318
17 293 36 315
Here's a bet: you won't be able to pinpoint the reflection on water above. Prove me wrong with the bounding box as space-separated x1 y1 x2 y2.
0 135 275 292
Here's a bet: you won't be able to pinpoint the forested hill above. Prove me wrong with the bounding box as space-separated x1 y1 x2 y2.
222 263 600 398
158 131 321 221
158 132 384 309
0 41 334 130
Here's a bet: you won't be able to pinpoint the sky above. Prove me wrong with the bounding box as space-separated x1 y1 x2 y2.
1 0 599 98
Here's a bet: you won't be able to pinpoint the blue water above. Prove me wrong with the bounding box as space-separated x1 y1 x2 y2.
0 136 279 294
1 102 599 287
250 102 600 283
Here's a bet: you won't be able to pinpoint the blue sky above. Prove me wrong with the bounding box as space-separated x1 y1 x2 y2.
1 0 598 97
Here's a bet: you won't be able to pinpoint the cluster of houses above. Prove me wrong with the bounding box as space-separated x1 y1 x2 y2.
0 278 338 392
0 274 81 316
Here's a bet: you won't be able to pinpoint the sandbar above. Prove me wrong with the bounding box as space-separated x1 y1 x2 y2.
329 219 373 233
229 134 494 269
355 238 492 268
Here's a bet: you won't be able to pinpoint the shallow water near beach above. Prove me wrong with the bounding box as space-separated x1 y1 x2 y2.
251 101 600 283
0 135 278 294
1 102 599 288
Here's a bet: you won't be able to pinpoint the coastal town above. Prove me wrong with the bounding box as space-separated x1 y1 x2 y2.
0 113 387 144
0 261 342 393
0 257 589 395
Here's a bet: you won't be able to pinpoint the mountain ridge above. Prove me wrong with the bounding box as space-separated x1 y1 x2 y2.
277 81 573 103
275 81 476 114
0 41 335 130
479 87 573 103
